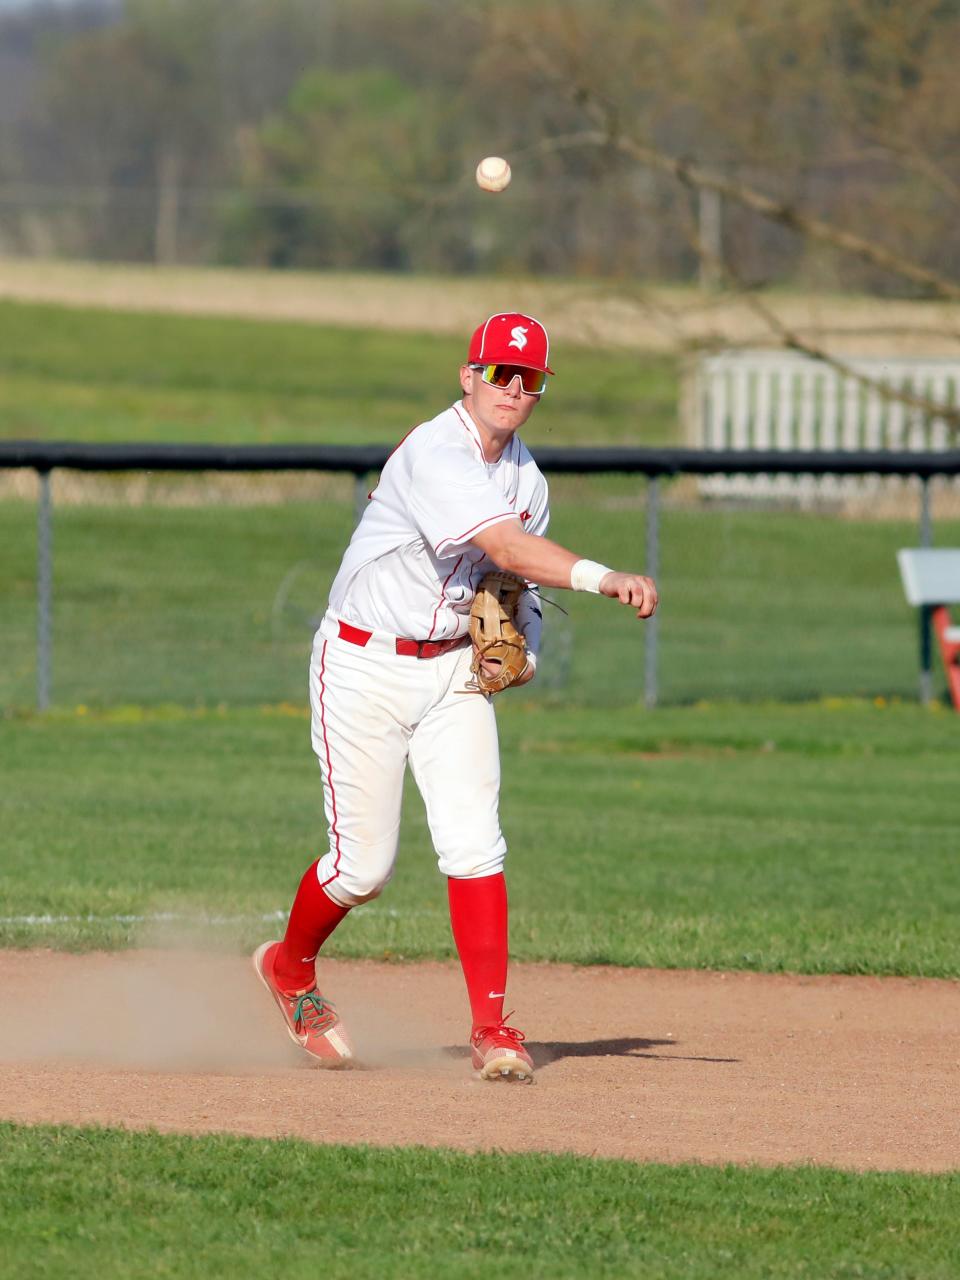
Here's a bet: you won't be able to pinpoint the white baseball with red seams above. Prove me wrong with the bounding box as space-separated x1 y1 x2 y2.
476 156 511 192
312 398 549 907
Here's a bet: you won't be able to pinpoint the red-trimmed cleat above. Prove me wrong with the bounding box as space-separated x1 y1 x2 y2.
253 940 354 1068
471 1019 534 1082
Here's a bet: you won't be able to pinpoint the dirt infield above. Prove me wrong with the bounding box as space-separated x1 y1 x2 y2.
1 950 957 1172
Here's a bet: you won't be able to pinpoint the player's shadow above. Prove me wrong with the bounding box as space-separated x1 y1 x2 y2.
527 1037 739 1069
444 1036 739 1070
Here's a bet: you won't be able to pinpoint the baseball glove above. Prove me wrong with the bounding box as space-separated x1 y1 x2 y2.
468 571 530 695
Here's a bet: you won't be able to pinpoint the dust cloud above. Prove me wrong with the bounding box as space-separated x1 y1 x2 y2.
0 931 455 1075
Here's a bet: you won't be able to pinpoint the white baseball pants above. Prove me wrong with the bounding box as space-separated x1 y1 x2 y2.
309 613 506 907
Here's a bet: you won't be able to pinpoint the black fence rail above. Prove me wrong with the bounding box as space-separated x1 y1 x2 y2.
4 441 960 477
3 443 960 713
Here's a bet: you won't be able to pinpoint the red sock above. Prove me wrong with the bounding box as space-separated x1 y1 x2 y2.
447 872 508 1033
274 859 349 993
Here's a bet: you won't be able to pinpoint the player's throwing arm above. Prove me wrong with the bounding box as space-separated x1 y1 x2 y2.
471 520 658 619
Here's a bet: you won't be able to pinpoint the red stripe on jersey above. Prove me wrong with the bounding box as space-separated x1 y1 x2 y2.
368 421 424 499
385 421 422 461
435 511 517 558
454 403 484 455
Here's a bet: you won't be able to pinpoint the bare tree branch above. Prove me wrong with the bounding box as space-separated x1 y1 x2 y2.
670 149 960 433
510 28 960 304
553 119 960 303
502 29 960 435
738 290 960 430
857 128 960 207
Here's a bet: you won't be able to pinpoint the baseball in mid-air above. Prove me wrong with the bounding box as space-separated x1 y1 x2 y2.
476 156 511 193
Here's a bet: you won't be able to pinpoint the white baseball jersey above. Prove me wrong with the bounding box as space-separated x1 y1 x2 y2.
328 400 549 647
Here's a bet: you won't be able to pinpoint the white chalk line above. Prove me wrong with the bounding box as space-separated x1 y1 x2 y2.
0 911 285 926
0 906 416 927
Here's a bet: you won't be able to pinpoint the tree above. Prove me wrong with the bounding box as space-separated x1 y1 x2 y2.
225 66 476 270
15 0 331 262
481 0 960 426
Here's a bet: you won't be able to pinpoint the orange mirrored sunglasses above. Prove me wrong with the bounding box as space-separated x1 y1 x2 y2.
469 363 548 396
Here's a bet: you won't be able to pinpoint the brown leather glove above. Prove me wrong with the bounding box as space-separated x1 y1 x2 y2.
468 571 530 694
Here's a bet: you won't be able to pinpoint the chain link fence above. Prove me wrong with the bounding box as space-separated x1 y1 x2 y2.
2 446 959 712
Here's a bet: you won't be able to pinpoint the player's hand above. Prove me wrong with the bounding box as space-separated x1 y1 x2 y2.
478 656 504 683
478 655 536 686
599 572 658 618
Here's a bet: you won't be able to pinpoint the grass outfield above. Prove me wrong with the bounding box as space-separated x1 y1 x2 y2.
1 701 957 974
0 297 951 710
1 1125 958 1280
0 299 678 446
1 495 950 710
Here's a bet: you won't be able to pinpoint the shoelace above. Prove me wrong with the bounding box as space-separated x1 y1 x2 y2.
290 990 337 1034
473 1017 526 1047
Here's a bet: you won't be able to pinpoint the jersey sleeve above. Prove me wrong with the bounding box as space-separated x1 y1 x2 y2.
408 446 517 557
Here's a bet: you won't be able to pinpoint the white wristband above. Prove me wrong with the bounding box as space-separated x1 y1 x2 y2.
570 559 613 593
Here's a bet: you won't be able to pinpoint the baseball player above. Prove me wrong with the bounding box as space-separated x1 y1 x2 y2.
254 312 658 1082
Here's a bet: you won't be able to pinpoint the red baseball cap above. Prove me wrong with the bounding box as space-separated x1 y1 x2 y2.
467 312 555 375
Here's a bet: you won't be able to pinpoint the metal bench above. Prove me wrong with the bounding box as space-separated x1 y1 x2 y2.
896 549 960 709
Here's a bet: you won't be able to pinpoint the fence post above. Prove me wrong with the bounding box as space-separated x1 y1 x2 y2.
698 188 723 290
919 475 933 549
918 476 933 704
36 468 53 712
644 475 659 709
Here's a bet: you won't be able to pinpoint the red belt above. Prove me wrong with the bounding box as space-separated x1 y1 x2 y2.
338 620 468 660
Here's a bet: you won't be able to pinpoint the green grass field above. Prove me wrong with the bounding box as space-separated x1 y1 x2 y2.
2 295 959 1278
1 493 950 710
1 297 950 711
0 299 678 446
3 1125 959 1280
2 700 956 974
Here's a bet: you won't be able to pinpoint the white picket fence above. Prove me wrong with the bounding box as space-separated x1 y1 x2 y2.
693 351 960 498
